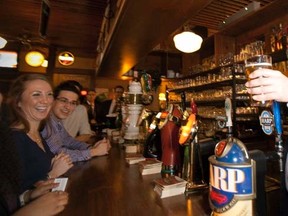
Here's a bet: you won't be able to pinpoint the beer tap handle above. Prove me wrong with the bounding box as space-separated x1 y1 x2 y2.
225 98 232 127
225 98 233 135
190 98 197 115
179 113 196 145
181 92 186 111
272 101 284 172
273 101 282 134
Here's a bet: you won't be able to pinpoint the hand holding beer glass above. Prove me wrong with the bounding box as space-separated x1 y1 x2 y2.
244 55 272 107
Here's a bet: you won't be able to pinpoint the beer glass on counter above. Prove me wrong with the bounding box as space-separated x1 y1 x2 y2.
245 55 272 107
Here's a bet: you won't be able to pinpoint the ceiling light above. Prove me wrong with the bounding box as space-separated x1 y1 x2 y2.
173 30 203 53
25 51 45 67
0 36 7 49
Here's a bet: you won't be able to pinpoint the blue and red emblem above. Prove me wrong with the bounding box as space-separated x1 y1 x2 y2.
209 137 256 213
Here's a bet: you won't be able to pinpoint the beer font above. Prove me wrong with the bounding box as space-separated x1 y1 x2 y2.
209 98 256 215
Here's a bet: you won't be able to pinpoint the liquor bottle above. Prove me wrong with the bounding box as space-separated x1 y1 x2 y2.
283 24 287 50
209 98 256 215
270 26 276 53
276 23 283 51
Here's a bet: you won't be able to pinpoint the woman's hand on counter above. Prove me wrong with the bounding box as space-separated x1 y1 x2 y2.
30 179 60 201
13 191 69 216
49 153 73 178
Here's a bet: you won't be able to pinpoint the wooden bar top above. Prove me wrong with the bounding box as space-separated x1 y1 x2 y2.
59 145 211 216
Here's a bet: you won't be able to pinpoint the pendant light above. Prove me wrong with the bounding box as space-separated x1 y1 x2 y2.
25 51 45 67
173 24 203 53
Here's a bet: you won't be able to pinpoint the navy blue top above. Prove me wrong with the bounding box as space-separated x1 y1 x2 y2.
11 130 54 193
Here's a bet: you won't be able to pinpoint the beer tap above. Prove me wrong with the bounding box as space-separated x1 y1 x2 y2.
179 99 208 194
272 101 284 172
209 98 256 215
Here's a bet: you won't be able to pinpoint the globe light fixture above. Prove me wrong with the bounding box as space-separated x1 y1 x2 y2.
173 29 203 53
0 36 7 49
25 51 45 67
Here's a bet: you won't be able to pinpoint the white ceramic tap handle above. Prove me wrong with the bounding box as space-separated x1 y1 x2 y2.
225 98 232 127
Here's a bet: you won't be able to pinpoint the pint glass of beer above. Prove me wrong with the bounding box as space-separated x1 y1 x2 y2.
245 55 272 107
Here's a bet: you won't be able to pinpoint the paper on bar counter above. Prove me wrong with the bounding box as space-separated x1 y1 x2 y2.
153 176 187 198
125 153 146 165
153 175 187 189
154 184 186 198
138 158 162 175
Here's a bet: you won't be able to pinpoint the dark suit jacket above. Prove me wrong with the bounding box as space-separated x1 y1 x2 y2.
95 99 112 124
83 101 96 123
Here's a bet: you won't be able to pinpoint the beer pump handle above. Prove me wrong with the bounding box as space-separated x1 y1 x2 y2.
272 101 284 172
224 98 233 136
179 114 196 145
273 101 282 134
190 98 197 115
225 98 232 127
181 92 186 111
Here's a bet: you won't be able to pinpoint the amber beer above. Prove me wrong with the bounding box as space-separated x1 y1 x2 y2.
245 55 272 107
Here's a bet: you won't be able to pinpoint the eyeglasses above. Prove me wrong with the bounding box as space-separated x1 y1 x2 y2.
56 97 78 107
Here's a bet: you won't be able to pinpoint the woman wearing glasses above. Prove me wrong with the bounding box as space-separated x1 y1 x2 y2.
42 81 111 163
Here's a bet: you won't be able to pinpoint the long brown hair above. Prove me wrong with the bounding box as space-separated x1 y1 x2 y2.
7 74 52 132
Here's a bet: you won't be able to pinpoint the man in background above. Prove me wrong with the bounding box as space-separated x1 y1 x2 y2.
83 89 97 130
95 85 124 125
108 85 124 115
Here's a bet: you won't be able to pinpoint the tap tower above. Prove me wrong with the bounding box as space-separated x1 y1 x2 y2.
124 71 143 140
209 98 256 215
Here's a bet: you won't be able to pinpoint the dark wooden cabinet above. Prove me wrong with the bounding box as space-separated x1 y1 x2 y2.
134 50 182 77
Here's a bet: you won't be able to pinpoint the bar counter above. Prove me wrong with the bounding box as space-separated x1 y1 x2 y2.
59 144 211 216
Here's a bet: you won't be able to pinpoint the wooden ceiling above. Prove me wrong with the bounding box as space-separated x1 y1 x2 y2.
0 0 107 55
189 0 275 31
0 0 284 77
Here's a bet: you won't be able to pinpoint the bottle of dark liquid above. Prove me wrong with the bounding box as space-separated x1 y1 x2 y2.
270 26 276 53
283 24 287 50
276 23 283 51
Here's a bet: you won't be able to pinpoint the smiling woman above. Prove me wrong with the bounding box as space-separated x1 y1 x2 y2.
7 74 53 130
6 74 73 193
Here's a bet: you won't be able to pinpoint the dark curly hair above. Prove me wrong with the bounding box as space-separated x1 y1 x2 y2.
53 80 81 99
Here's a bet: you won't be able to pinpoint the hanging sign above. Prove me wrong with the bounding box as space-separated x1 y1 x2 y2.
58 51 75 66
